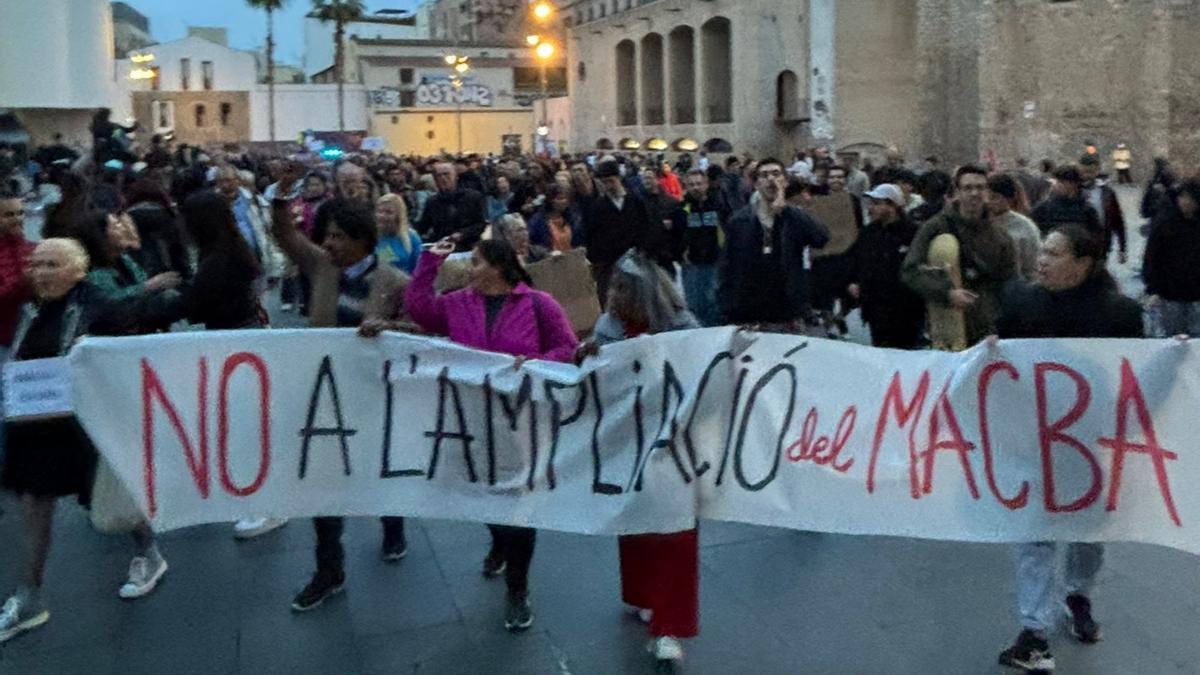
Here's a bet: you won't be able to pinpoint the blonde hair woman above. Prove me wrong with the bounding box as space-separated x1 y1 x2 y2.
374 193 423 273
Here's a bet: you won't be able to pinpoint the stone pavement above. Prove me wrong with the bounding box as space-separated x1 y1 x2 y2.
1 504 1199 675
4 186 1199 674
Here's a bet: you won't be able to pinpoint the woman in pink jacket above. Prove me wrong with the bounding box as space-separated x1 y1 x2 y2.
405 237 578 633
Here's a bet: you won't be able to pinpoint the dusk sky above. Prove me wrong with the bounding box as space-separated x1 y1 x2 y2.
123 0 420 65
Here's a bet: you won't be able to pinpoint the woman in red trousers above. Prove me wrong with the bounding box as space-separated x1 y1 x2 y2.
581 249 700 667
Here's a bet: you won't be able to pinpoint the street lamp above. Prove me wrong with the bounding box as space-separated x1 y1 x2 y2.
532 40 556 156
526 33 541 46
532 1 553 22
445 54 471 154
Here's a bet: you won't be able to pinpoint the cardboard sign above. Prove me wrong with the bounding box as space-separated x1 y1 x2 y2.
807 193 860 257
527 249 602 336
3 357 74 421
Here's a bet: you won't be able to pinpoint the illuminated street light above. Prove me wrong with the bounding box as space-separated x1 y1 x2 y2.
526 34 541 46
454 61 470 74
535 41 556 60
444 54 458 65
532 1 553 21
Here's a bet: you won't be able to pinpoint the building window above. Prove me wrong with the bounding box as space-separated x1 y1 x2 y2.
152 100 174 131
400 90 416 107
194 103 207 127
202 61 214 90
776 70 801 121
400 68 414 84
149 66 161 91
180 58 191 90
220 102 232 126
577 61 587 81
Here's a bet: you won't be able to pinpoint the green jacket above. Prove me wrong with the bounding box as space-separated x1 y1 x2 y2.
86 253 148 303
900 206 1017 345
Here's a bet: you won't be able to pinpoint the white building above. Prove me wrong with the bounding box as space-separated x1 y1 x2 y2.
0 0 116 147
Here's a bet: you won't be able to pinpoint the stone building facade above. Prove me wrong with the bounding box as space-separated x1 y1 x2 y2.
567 0 1200 174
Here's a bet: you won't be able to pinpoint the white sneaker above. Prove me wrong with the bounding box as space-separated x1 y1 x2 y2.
0 595 49 643
648 636 684 662
627 605 653 625
233 517 288 540
119 555 169 599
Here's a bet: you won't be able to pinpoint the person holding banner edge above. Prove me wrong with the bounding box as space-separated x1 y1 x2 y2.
270 170 412 613
993 224 1144 673
580 249 701 667
404 236 578 632
0 238 157 643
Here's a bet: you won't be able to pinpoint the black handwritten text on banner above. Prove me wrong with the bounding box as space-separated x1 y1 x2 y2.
68 329 1196 553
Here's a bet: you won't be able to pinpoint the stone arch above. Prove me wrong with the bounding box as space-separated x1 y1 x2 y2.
776 70 802 121
640 33 665 126
700 17 732 123
615 40 637 126
668 26 696 124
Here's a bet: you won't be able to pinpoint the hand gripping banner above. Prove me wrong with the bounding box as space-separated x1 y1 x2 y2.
69 329 1198 554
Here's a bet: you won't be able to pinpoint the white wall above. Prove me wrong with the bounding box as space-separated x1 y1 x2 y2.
249 84 369 140
0 0 114 108
118 36 259 93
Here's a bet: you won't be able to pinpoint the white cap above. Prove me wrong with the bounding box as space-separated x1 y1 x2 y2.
864 183 905 206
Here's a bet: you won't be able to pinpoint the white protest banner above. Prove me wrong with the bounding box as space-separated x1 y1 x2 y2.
4 357 74 421
69 329 1199 554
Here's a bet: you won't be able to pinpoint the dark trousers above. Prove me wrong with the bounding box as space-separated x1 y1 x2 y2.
486 524 536 596
315 516 406 575
869 321 924 350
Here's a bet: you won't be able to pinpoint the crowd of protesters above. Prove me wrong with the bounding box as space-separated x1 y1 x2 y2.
0 121 1196 673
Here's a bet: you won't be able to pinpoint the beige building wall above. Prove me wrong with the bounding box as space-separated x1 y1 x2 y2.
567 0 922 159
834 0 919 158
132 91 251 147
371 109 535 155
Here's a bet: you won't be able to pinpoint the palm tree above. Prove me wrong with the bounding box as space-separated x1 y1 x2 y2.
311 0 366 132
247 0 290 145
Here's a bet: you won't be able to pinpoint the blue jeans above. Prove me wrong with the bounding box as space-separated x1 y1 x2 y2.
1016 542 1104 632
682 263 719 327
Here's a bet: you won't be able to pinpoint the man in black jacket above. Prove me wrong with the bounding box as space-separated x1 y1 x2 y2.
1079 154 1128 263
681 168 730 326
417 161 488 250
586 160 656 305
1031 165 1102 238
846 184 925 348
717 158 829 328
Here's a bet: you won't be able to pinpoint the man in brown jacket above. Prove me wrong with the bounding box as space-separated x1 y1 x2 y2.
270 169 412 613
901 165 1017 347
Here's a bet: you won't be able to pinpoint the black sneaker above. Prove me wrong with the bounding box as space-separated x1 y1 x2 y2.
291 570 345 612
381 535 408 563
504 593 534 632
482 551 506 578
1064 593 1101 643
998 629 1055 672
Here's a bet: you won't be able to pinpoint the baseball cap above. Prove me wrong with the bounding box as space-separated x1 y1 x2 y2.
864 183 905 206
